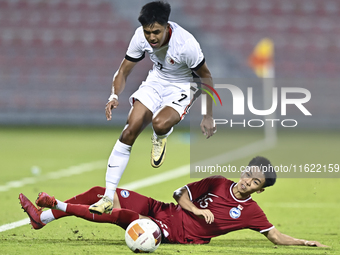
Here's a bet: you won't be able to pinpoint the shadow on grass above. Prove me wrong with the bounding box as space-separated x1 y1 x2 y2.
0 236 332 255
206 239 331 255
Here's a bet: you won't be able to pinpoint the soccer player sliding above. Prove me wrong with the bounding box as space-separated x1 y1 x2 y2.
19 156 327 248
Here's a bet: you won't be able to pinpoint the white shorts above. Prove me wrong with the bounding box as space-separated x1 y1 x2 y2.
129 76 194 120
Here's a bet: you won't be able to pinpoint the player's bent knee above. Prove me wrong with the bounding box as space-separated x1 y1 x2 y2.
120 127 139 145
152 118 172 135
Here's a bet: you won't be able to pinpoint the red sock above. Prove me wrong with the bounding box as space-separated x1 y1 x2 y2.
66 204 139 229
52 186 105 220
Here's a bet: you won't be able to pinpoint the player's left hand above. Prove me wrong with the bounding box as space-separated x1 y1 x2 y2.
304 241 329 247
192 208 214 224
200 115 216 139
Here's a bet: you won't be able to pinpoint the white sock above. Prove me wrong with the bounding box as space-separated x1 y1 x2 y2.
40 200 67 224
153 127 173 139
40 210 55 224
55 199 67 212
104 139 131 200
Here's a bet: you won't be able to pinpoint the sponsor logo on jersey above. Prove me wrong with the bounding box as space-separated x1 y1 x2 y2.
166 56 175 65
229 207 241 219
120 190 130 198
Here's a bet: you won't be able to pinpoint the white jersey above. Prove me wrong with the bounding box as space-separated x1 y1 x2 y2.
125 21 205 83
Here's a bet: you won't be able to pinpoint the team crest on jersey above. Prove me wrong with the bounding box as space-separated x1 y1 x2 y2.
166 56 175 65
229 207 241 219
120 190 130 198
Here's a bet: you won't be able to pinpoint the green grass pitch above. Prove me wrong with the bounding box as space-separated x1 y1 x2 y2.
0 126 339 254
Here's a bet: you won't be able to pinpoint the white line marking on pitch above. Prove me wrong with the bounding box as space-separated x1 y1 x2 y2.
121 164 189 190
0 139 273 232
0 218 30 233
0 161 106 192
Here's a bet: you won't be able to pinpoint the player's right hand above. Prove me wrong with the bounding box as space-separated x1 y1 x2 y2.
105 99 119 121
304 241 329 247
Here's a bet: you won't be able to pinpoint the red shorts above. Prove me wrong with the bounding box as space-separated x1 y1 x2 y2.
117 188 184 244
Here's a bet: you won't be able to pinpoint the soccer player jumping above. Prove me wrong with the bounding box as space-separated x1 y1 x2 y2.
89 1 216 215
19 156 327 247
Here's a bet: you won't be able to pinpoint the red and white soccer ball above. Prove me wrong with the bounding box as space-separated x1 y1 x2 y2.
125 219 162 253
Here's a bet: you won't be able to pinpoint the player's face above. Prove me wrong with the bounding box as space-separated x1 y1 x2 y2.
237 166 266 195
143 22 169 48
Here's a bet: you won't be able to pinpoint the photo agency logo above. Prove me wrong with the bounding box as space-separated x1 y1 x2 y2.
199 83 312 128
197 82 223 114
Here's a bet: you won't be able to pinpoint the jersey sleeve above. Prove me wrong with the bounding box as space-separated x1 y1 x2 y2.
185 176 225 201
125 27 146 62
180 38 205 71
247 203 274 233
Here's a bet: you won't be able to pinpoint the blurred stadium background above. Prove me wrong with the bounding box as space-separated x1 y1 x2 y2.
1 1 339 253
1 0 340 128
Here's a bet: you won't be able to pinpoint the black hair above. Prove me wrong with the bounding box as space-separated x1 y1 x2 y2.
248 156 276 188
138 1 171 27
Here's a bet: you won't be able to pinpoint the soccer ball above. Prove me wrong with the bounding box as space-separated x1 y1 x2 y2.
125 219 162 253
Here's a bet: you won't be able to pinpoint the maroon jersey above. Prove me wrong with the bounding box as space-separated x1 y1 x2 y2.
116 176 273 244
181 175 274 244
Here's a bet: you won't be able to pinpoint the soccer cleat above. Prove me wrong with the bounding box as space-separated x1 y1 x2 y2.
151 136 167 168
88 196 113 215
35 192 57 209
19 193 45 230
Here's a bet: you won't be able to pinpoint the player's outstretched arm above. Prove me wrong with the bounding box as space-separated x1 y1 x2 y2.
105 59 137 120
193 62 216 139
264 228 328 247
173 187 214 224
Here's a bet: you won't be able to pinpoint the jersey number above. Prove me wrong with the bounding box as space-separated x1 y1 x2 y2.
172 93 188 106
199 197 213 208
178 93 187 102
